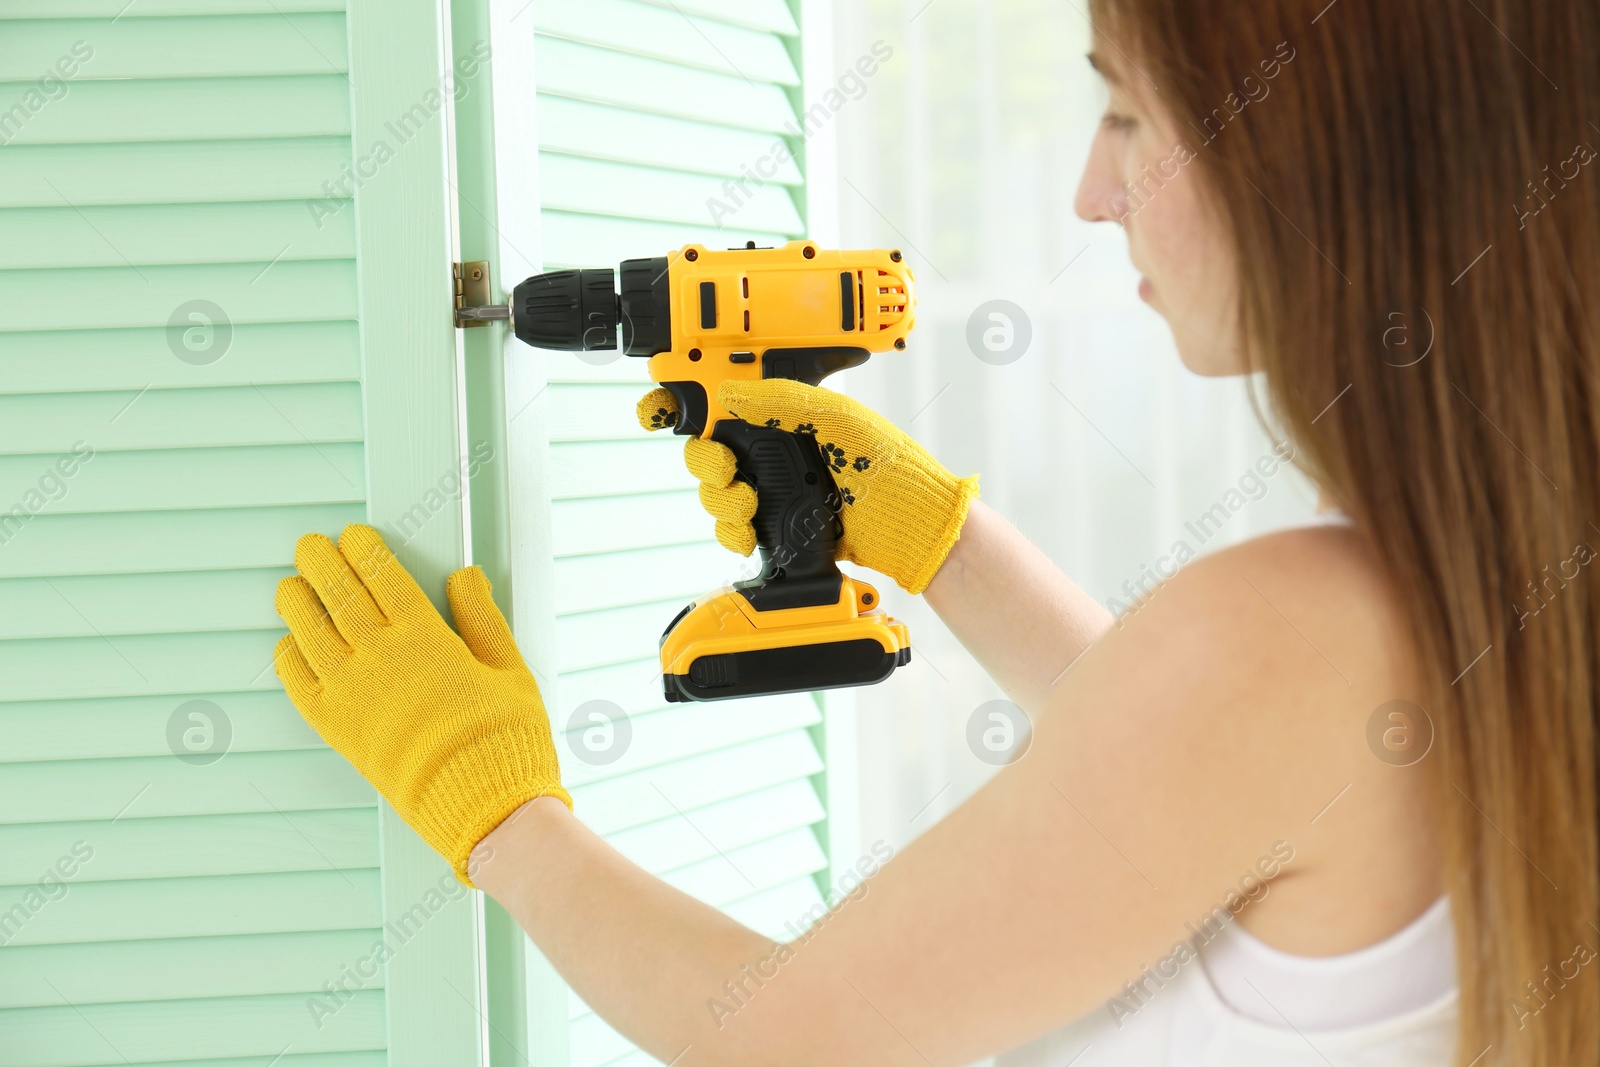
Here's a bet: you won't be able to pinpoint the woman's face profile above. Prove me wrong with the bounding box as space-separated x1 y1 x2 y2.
1074 39 1247 378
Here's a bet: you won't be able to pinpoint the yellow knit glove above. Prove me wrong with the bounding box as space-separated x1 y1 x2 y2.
637 379 980 595
272 524 571 887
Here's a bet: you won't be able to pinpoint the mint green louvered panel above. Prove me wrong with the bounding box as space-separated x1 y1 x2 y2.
0 2 481 1065
525 3 835 1063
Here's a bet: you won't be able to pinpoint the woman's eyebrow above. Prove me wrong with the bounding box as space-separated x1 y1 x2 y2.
1086 51 1122 85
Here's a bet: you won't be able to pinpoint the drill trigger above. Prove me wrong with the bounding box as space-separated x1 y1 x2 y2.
661 380 709 437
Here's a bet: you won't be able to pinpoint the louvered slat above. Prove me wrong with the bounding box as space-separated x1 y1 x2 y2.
0 691 315 760
0 384 364 454
0 930 385 1008
2 201 356 271
0 870 380 948
0 810 374 882
0 15 349 80
0 323 361 395
0 992 384 1067
0 504 368 579
0 75 351 146
0 1 345 14
0 138 349 208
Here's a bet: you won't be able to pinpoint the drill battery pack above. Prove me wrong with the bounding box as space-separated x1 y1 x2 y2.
660 575 911 703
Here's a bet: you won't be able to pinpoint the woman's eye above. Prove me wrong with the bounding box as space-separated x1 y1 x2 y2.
1101 111 1137 133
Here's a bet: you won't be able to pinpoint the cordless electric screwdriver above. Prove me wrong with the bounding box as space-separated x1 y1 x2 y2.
460 240 918 703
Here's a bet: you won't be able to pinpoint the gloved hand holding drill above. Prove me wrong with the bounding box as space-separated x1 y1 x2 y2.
638 377 980 596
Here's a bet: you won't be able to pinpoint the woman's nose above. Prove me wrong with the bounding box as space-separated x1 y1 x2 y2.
1075 143 1130 225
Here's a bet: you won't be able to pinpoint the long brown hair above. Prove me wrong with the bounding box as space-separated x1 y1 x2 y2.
1088 0 1600 1061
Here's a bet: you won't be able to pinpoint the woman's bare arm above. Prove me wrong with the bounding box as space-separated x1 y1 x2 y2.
473 796 769 1060
922 499 1116 711
475 521 1416 1066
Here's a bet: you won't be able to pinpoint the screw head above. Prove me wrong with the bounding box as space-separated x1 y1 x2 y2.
894 338 907 350
689 348 702 361
803 246 816 259
685 249 699 261
890 250 903 262
862 593 874 605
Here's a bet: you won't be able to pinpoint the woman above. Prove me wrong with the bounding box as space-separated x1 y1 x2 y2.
272 1 1599 1063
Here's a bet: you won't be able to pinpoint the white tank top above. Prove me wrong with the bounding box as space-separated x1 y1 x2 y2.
995 509 1459 1065
993 895 1458 1065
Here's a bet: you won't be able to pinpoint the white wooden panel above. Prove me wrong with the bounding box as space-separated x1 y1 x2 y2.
605 778 825 875
723 874 831 939
550 440 687 500
526 5 843 1062
539 209 794 273
633 0 796 35
552 492 709 556
559 692 821 789
534 0 798 84
554 542 744 615
539 96 802 184
555 596 700 673
549 382 664 441
539 153 804 233
535 37 797 132
569 731 824 835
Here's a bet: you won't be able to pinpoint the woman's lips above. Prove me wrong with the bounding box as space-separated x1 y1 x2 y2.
1138 276 1154 300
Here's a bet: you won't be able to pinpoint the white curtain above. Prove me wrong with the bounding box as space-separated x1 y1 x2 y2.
824 0 1320 867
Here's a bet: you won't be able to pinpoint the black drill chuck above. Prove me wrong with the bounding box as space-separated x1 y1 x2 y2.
509 268 618 351
508 257 673 358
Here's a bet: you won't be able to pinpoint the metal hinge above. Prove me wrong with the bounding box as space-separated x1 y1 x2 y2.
453 260 492 328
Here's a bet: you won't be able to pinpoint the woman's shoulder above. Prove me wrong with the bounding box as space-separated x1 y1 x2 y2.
1067 510 1426 834
984 510 1441 1011
1132 511 1412 681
